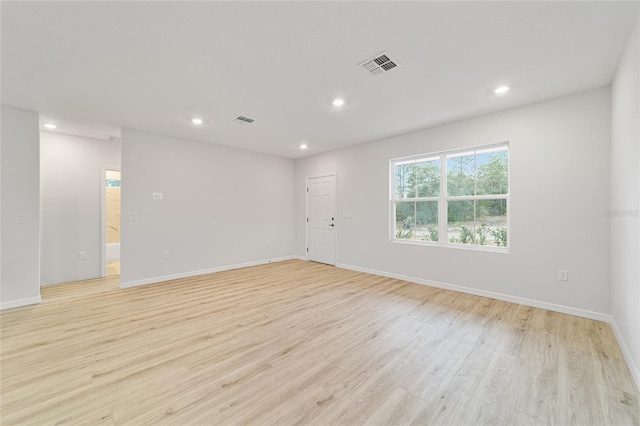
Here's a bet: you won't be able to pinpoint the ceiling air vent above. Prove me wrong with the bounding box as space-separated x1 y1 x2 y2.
359 52 401 76
233 115 255 124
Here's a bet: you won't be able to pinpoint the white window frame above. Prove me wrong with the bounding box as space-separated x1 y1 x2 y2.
389 142 509 253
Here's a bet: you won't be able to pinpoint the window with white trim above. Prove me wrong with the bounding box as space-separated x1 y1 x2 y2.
391 143 509 250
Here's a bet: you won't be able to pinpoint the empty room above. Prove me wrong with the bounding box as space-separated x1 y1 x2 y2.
1 1 639 425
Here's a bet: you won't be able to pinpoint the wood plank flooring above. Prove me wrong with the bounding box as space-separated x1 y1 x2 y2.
1 260 638 425
106 260 121 277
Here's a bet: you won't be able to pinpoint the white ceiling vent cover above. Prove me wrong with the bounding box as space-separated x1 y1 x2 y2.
359 52 401 76
233 115 255 124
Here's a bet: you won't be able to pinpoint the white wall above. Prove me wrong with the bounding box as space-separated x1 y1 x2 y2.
296 88 612 318
0 106 41 309
120 129 296 287
611 10 640 389
40 131 121 285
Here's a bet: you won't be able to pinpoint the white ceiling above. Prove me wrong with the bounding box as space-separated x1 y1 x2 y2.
39 114 121 142
2 1 638 159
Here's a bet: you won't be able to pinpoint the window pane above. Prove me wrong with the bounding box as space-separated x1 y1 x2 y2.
394 161 415 198
447 152 475 196
395 202 415 240
391 145 508 249
415 157 440 197
476 199 508 247
415 201 438 242
447 200 475 244
476 148 508 195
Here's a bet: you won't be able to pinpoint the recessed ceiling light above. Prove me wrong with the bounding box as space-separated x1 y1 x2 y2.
191 118 203 125
299 143 308 150
494 86 510 94
44 123 57 129
332 98 345 107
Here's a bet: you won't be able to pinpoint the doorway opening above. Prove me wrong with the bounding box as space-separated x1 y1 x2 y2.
103 169 121 277
39 114 122 288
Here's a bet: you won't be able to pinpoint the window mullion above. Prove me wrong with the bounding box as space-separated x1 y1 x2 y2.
445 194 508 201
440 153 446 246
395 197 438 202
473 150 478 237
413 201 417 241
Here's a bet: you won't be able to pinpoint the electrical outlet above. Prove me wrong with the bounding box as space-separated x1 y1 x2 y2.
127 213 138 221
558 269 568 281
266 241 271 247
363 245 369 254
79 251 86 260
162 251 169 260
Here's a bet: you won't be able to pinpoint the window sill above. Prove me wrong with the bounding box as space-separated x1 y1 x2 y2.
389 239 509 254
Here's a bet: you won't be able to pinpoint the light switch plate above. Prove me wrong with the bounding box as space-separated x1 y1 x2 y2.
14 213 30 223
558 269 568 281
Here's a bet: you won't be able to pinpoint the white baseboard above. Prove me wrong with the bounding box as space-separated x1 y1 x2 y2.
120 256 298 289
335 263 612 323
610 318 640 392
106 242 120 261
0 295 42 311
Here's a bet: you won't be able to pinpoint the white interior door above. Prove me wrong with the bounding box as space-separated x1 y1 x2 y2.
307 174 336 265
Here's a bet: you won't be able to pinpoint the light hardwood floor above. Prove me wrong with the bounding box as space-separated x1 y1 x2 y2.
106 260 121 277
1 260 638 425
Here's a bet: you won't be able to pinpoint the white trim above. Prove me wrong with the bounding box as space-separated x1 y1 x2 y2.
444 194 509 201
390 141 509 163
119 256 298 289
101 166 121 278
610 318 640 392
335 262 611 323
105 242 120 261
305 172 337 265
1 295 42 311
388 239 509 254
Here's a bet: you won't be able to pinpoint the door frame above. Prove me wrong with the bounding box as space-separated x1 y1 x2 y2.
100 166 121 278
305 172 338 265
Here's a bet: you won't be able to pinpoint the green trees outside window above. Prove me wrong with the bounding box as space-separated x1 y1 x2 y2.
392 144 508 249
